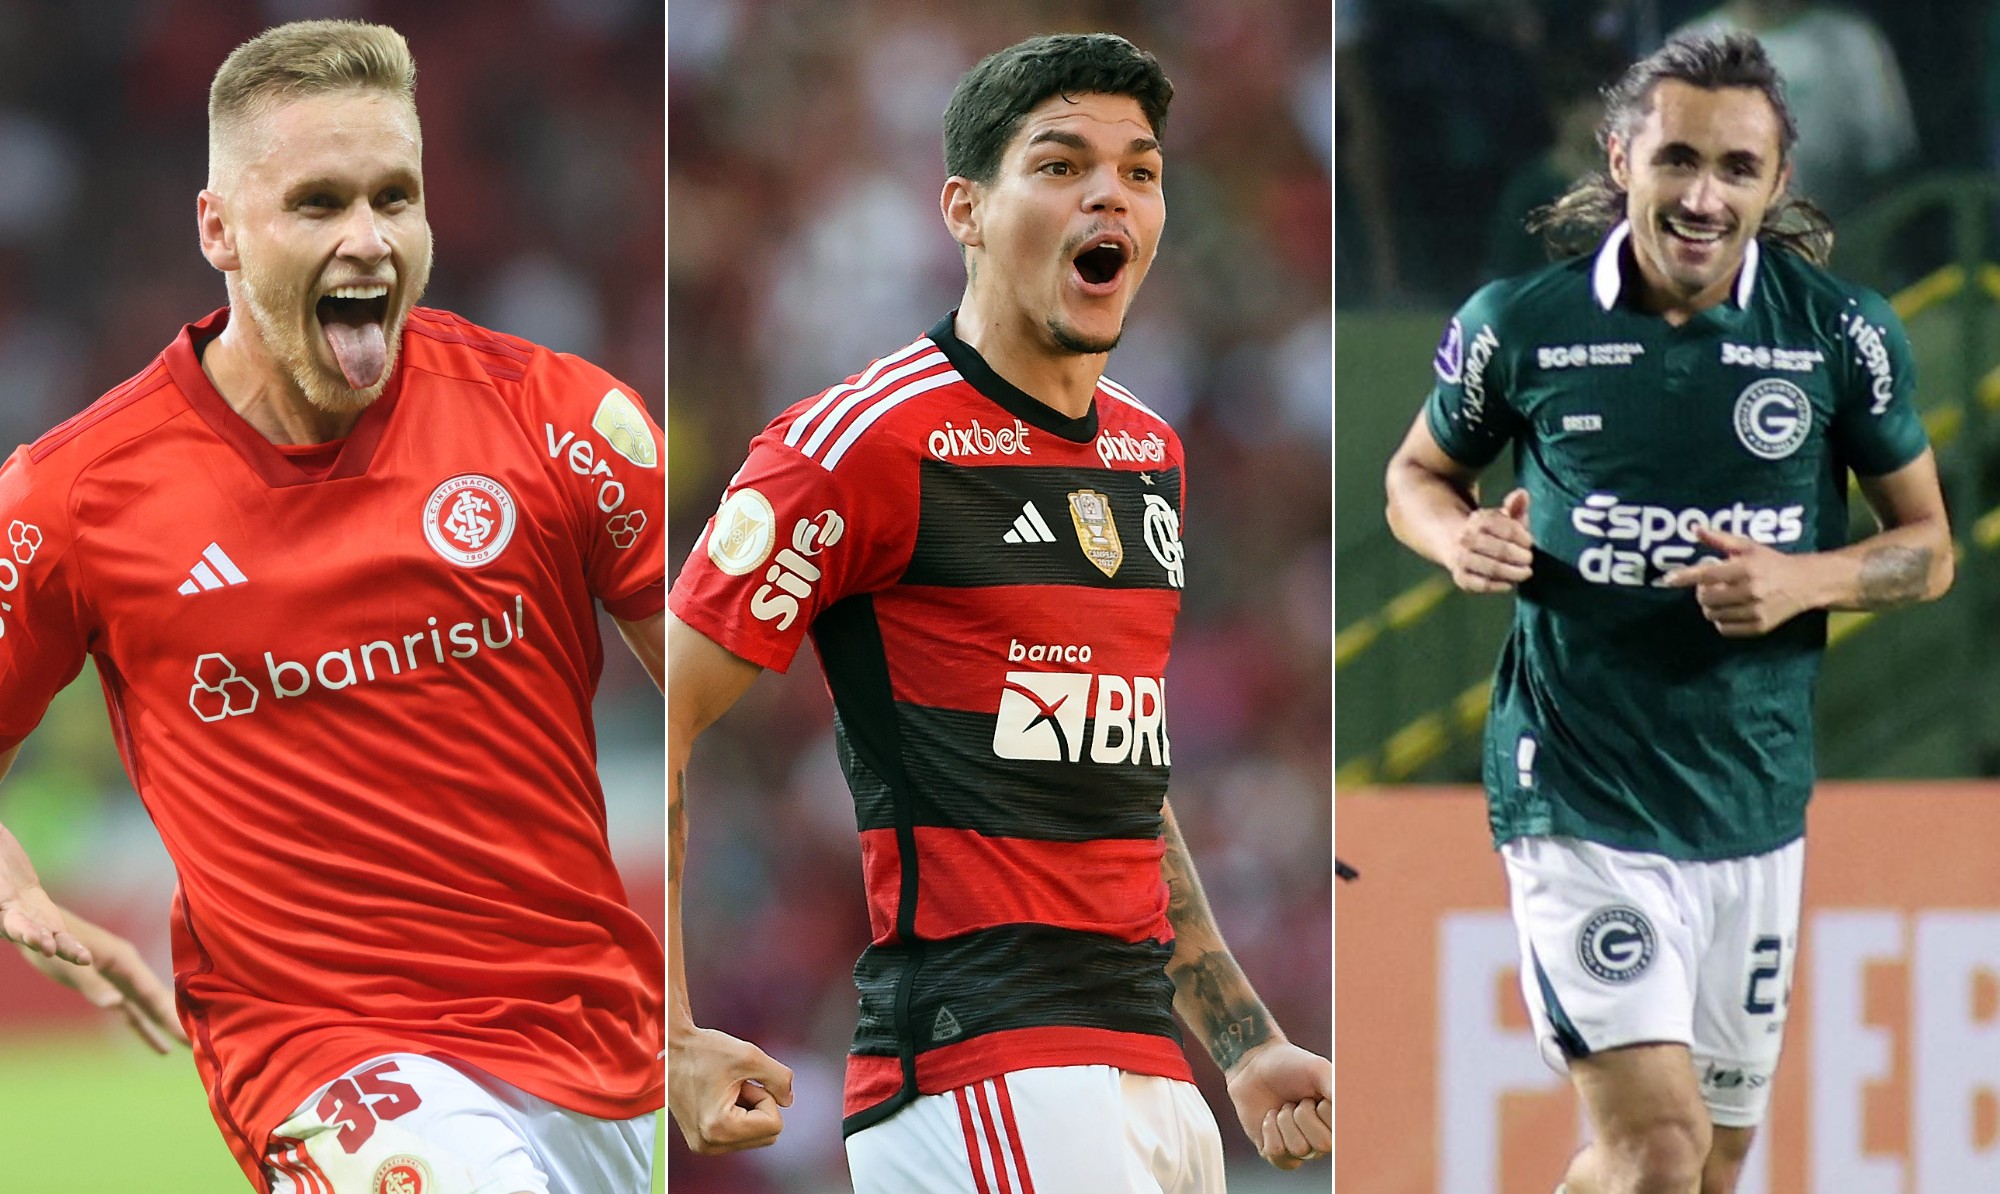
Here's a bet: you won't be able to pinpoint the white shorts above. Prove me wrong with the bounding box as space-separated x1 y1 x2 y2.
1502 835 1803 1128
263 1054 657 1194
844 1066 1225 1194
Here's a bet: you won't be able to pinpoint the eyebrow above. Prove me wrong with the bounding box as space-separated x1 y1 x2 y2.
1650 141 1768 171
1025 129 1162 155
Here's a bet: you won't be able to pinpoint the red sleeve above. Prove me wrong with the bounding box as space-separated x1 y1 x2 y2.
670 421 913 673
0 447 91 751
524 353 664 620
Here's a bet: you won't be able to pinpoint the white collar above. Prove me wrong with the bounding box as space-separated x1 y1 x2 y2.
1592 220 1760 311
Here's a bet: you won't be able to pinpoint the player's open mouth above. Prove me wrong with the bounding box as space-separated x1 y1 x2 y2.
316 284 392 390
1072 236 1130 296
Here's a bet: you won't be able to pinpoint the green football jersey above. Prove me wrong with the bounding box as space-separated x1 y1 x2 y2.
1425 223 1929 860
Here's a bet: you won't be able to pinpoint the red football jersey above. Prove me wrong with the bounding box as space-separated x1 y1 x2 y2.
0 308 664 1186
672 315 1193 1133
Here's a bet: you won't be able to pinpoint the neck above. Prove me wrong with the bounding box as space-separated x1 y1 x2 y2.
952 289 1106 420
1625 245 1738 328
202 308 368 444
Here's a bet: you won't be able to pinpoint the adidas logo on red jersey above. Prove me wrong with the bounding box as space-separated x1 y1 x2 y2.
177 542 249 595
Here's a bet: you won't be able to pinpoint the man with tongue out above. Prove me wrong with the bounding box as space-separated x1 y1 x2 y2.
0 19 664 1194
1385 33 1951 1194
668 31 1329 1194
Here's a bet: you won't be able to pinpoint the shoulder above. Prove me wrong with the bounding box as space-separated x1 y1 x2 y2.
759 333 972 475
16 353 188 496
1759 251 1902 341
400 307 632 410
1094 373 1183 460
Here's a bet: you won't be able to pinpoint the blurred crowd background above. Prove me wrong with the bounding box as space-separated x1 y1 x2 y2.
669 0 1331 1189
0 0 663 1183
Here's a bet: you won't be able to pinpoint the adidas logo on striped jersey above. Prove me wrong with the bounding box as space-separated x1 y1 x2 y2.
1002 502 1057 544
177 543 248 595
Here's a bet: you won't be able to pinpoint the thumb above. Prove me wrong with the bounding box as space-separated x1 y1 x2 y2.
1695 525 1758 555
1500 488 1530 522
753 1054 796 1107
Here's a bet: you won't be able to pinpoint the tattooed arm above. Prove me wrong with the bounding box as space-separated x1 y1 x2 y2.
665 615 793 1153
1662 449 1952 636
1161 799 1331 1169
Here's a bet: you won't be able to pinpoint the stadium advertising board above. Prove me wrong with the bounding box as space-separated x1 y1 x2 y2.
1338 784 2000 1194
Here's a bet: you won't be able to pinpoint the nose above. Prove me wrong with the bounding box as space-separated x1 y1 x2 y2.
1082 163 1130 215
1683 171 1726 217
338 204 390 265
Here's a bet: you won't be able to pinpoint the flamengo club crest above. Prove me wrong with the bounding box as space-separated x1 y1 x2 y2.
1067 489 1123 577
372 1154 431 1194
423 474 518 568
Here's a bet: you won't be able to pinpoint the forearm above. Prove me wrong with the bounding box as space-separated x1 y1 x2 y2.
1384 456 1477 569
1800 517 1952 611
1160 801 1283 1074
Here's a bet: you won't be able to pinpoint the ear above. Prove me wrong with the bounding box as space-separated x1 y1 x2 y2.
1606 133 1631 192
197 190 239 272
940 176 982 249
1772 158 1793 204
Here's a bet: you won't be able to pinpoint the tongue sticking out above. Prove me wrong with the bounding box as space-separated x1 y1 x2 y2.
324 318 388 390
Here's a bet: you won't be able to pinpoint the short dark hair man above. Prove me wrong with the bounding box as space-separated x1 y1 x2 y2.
669 32 1331 1192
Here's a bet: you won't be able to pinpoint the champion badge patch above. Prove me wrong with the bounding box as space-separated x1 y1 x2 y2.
423 475 518 568
1067 489 1123 577
592 388 657 468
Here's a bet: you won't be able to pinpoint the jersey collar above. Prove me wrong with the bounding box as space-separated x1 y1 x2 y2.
1592 221 1761 312
165 307 404 488
926 312 1100 443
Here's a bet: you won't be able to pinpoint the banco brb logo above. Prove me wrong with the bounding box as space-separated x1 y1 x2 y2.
424 475 517 568
992 671 1170 765
1577 905 1656 984
189 653 259 722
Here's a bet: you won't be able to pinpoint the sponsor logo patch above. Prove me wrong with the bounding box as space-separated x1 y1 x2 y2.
8 521 40 565
1095 429 1167 468
1561 414 1603 433
1571 493 1805 586
1067 489 1123 577
1733 378 1812 460
992 671 1170 765
423 475 517 568
606 511 647 550
791 510 845 556
1842 309 1897 414
592 388 658 468
1461 324 1499 427
1577 905 1656 984
928 417 1032 460
177 542 249 595
706 488 776 576
1536 342 1643 369
1720 343 1823 373
189 653 259 722
1434 317 1464 384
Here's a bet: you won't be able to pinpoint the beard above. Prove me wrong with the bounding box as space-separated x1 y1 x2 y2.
1047 316 1122 356
235 239 433 414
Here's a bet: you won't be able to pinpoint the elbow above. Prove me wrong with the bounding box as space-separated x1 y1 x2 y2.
1929 542 1956 602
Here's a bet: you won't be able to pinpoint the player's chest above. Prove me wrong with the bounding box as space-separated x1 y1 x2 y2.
1513 326 1838 494
77 427 583 664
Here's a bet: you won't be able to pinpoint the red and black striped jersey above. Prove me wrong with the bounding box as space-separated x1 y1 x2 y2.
671 313 1193 1132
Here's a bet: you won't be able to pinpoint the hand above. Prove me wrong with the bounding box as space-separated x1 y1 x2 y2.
0 823 90 966
18 909 187 1054
1224 1040 1333 1170
668 1025 794 1153
1660 526 1814 637
1449 488 1534 593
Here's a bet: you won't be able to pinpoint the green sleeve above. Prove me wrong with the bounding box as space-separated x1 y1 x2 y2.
1423 282 1524 469
1831 287 1928 477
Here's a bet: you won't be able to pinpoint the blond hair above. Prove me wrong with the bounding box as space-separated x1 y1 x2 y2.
208 20 417 183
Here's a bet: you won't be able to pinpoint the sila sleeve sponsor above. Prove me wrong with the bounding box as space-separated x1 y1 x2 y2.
670 427 911 674
1831 288 1929 477
1424 282 1525 468
528 354 664 621
0 449 91 750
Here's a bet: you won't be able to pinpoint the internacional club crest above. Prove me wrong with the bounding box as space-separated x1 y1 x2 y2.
423 474 518 568
372 1154 432 1194
1067 489 1123 577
